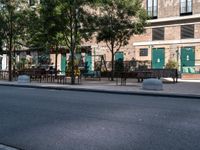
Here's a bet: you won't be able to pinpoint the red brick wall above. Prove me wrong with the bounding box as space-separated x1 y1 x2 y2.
182 74 200 79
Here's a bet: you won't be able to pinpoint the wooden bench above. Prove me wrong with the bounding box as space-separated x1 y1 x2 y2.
137 69 178 83
117 69 178 85
18 69 47 83
83 71 101 80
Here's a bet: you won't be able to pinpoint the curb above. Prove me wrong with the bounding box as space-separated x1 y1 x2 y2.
0 144 21 150
0 83 200 99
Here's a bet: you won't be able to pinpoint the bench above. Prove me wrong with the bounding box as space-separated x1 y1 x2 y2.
137 69 178 83
18 69 46 83
117 69 178 85
83 71 101 80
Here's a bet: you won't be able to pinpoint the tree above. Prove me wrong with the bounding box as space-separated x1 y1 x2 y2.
28 0 65 78
96 0 148 80
39 0 98 84
0 0 32 81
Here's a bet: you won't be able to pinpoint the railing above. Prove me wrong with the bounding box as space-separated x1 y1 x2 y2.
0 69 81 84
0 71 9 80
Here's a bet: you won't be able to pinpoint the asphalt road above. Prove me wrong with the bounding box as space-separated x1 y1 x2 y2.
0 86 200 150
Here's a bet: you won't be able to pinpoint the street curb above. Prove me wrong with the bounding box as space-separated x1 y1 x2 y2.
0 144 21 150
0 83 200 99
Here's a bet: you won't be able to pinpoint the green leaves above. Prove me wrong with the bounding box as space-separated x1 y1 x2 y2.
94 0 148 80
0 0 34 49
96 0 147 49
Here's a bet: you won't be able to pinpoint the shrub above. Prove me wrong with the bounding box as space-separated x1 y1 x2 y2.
165 60 178 69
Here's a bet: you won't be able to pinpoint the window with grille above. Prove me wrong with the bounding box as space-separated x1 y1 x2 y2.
152 27 164 41
147 0 158 19
181 25 194 39
180 0 192 16
140 49 148 56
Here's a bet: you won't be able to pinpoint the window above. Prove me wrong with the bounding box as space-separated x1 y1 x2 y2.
140 49 148 56
147 0 158 19
181 25 194 39
29 0 36 6
152 27 164 41
180 0 192 16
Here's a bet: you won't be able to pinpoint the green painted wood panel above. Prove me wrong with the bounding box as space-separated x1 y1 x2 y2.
152 48 165 69
115 52 124 61
85 52 92 71
181 47 195 67
61 54 66 74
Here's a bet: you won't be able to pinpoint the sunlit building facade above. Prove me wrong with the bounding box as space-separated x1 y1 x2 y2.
81 0 200 75
129 0 200 74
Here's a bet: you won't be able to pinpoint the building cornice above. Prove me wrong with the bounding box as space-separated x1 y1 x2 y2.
148 14 200 23
147 14 200 27
133 39 200 46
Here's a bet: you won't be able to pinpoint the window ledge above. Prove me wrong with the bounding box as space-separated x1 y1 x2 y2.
147 14 200 23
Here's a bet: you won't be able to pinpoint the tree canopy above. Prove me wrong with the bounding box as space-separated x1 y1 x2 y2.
0 0 147 83
37 0 99 84
0 0 33 80
95 0 148 80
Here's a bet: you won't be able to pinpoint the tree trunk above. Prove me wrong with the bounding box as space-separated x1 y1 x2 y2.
111 50 114 81
55 46 58 79
70 16 75 85
71 48 75 85
8 11 13 82
8 47 12 81
71 1 78 85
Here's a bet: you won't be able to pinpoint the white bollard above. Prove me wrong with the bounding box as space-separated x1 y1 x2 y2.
17 75 30 83
142 78 163 91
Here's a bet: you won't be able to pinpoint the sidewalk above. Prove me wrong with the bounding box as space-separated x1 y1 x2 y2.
0 78 200 98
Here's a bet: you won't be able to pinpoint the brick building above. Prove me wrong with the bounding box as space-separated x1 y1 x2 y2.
27 0 200 74
85 0 200 73
130 0 200 73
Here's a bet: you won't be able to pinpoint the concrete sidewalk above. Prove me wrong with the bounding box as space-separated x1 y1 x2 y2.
0 78 200 98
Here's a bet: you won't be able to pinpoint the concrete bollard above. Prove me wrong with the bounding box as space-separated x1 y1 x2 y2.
17 75 30 83
142 78 163 91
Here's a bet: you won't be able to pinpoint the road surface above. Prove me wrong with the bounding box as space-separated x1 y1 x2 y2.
0 86 200 150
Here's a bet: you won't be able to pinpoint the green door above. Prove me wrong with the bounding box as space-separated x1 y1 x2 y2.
61 54 66 74
85 52 92 71
181 47 195 67
152 48 165 69
181 47 195 73
115 52 124 61
115 52 124 72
